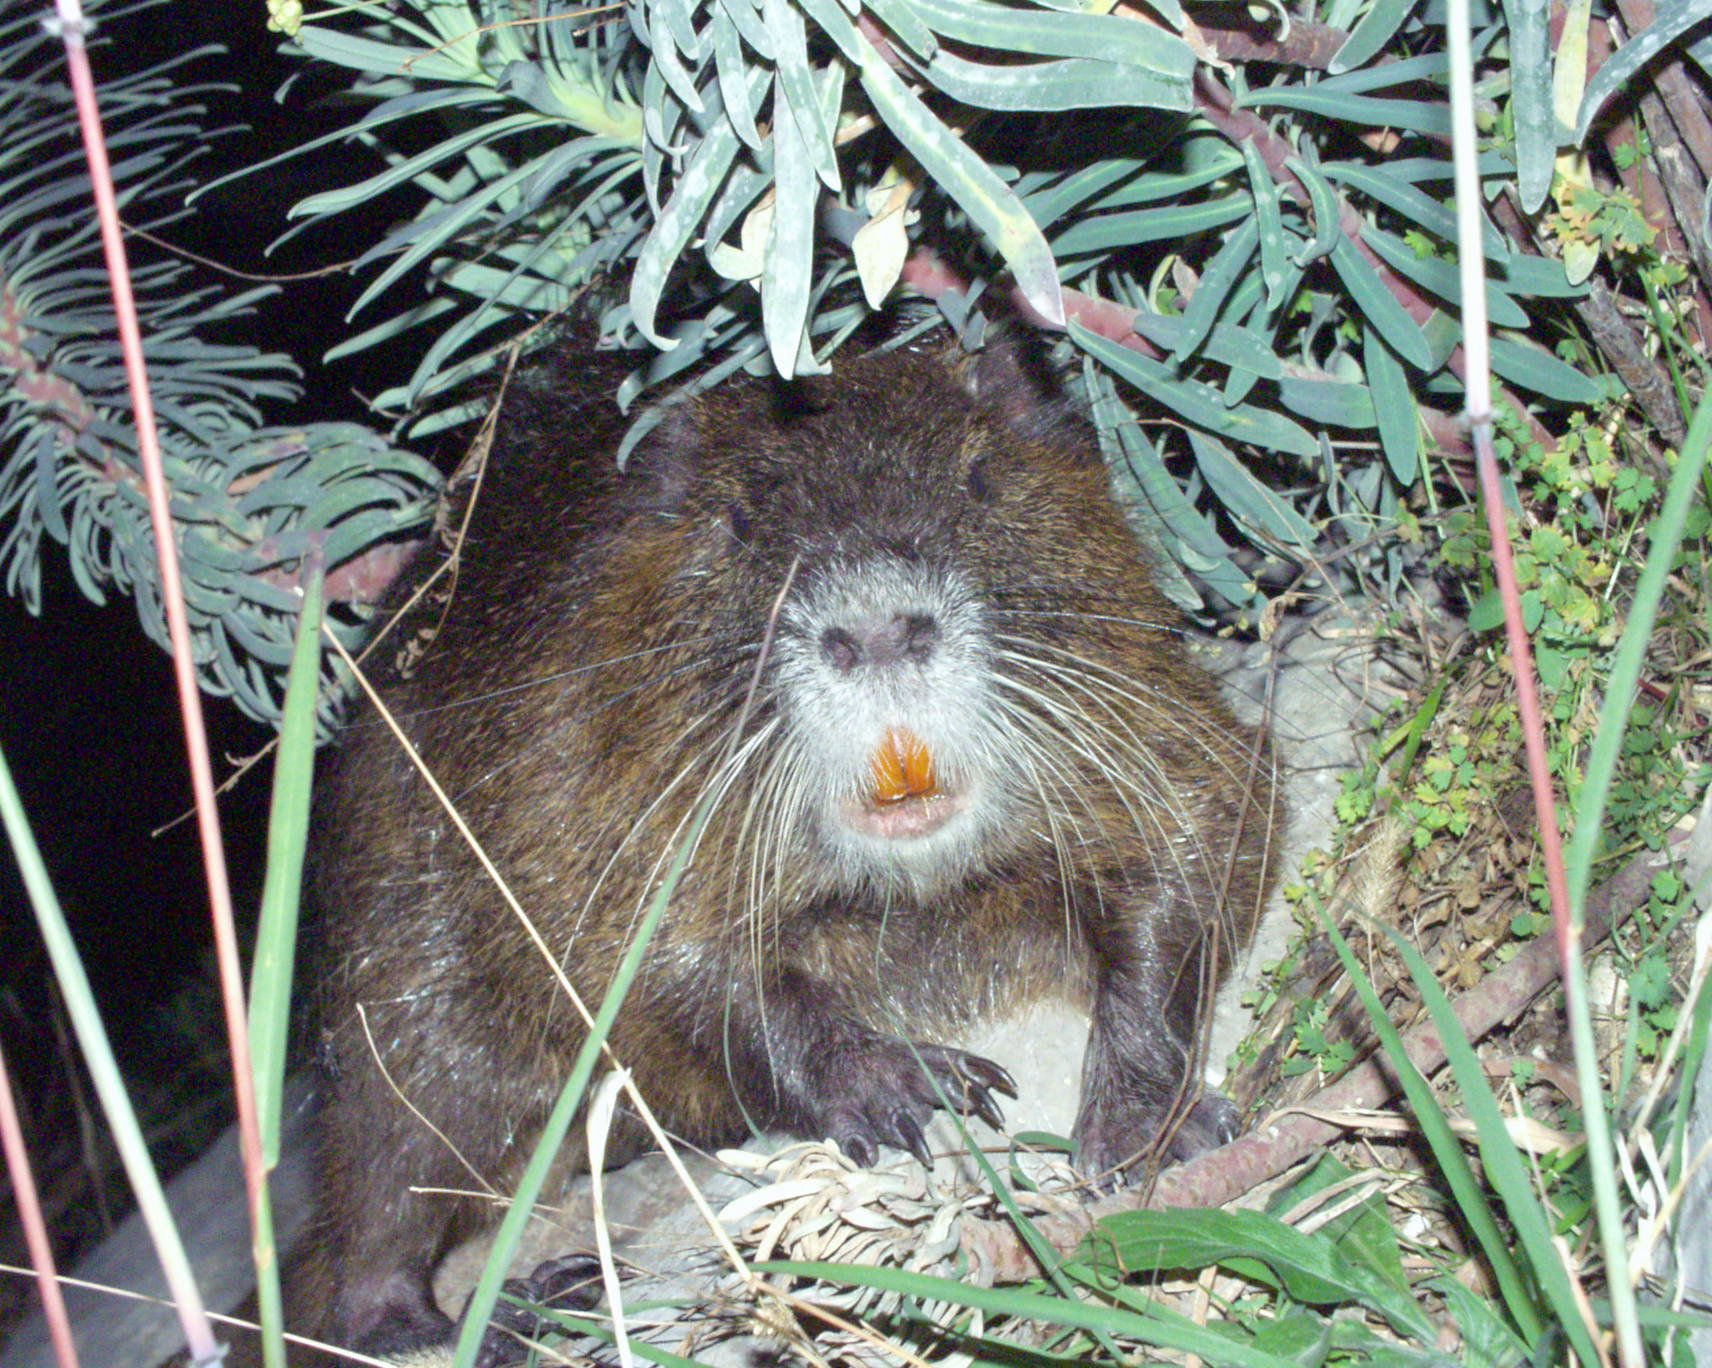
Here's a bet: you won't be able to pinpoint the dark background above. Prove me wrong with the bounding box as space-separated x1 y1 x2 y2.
0 2 420 1322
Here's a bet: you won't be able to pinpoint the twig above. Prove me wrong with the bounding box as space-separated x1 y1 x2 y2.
1610 0 1712 182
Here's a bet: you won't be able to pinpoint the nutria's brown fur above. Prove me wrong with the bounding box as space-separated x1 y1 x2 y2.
295 329 1278 1363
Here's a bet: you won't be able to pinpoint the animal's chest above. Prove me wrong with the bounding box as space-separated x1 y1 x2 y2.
769 866 1097 1030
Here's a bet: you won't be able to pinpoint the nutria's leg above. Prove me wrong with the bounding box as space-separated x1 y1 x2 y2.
309 1014 531 1356
314 1080 463 1356
313 1098 601 1365
703 965 1016 1166
1072 879 1241 1181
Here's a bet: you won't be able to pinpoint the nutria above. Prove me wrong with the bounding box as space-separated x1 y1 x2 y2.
294 326 1278 1365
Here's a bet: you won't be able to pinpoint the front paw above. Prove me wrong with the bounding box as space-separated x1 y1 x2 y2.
1074 1090 1241 1186
809 1036 1016 1169
465 1253 603 1367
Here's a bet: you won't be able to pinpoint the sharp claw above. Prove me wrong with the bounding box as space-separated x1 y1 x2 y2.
969 1084 1006 1131
957 1055 1016 1097
842 1131 877 1168
895 1109 934 1168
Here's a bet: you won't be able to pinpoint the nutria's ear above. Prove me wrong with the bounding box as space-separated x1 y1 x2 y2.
957 324 1086 443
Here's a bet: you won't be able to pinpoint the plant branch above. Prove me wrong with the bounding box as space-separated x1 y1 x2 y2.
1192 71 1559 456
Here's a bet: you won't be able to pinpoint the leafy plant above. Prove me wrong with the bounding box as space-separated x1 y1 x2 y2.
245 0 1626 631
0 0 438 728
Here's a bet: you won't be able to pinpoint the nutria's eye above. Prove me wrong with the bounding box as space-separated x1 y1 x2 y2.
967 458 992 503
726 501 752 544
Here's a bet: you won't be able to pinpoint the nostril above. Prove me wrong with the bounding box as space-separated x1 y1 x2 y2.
899 614 939 663
823 614 940 672
821 627 862 673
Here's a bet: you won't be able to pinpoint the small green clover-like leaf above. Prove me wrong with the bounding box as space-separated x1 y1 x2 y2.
1629 954 1672 1009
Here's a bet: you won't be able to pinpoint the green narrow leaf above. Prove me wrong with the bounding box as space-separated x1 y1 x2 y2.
1363 325 1421 485
1172 216 1257 364
1220 296 1270 408
1285 156 1342 266
1328 235 1434 369
795 0 866 60
1493 250 1585 297
342 156 561 320
1317 914 1551 1351
717 0 776 56
1243 88 1453 137
289 112 542 220
1085 364 1252 608
1023 156 1144 229
907 0 1197 68
647 7 707 114
1188 431 1317 549
704 157 774 251
759 1260 1298 1365
764 79 817 378
629 120 744 347
921 51 1192 112
652 0 704 57
1505 0 1555 209
1331 0 1429 72
1052 193 1251 255
851 24 1064 324
1277 374 1377 428
1129 312 1284 379
1489 336 1614 403
711 9 765 149
763 0 841 191
1242 141 1290 307
1394 925 1607 1362
1072 319 1319 457
863 0 939 57
1324 160 1509 258
32 435 65 542
1091 140 1244 208
1092 1207 1435 1342
1434 1279 1536 1365
249 568 323 1157
293 24 483 82
1314 52 1456 95
1363 225 1532 326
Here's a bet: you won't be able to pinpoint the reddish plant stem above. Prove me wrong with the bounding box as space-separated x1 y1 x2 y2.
0 1042 78 1368
58 10 254 1364
1188 12 1360 69
1470 430 1575 968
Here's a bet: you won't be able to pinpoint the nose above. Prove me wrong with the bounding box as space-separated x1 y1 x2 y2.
820 613 940 673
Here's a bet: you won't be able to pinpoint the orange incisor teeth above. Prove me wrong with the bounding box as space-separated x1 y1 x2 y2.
869 727 939 806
